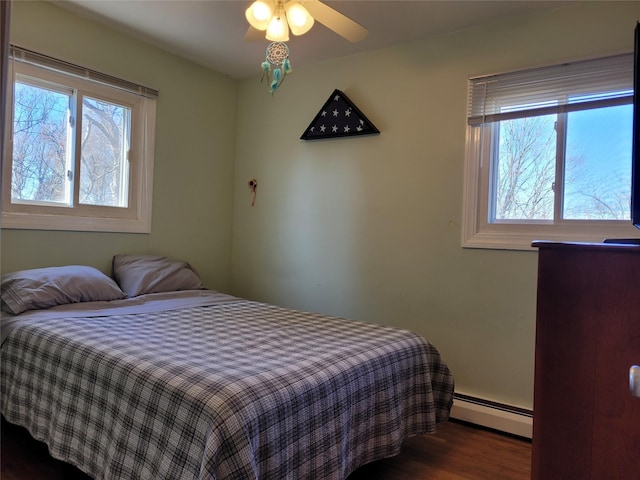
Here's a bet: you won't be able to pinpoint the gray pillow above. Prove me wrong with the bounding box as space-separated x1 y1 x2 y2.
1 265 127 315
112 254 205 297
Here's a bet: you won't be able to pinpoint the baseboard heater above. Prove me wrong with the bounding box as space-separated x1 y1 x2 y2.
449 393 533 439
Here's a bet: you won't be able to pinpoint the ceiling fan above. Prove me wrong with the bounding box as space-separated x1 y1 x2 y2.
244 0 368 43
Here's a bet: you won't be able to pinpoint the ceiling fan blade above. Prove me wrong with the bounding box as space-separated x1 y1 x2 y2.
300 0 368 42
244 25 265 42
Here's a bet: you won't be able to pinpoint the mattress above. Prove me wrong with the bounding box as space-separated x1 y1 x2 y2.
1 290 453 479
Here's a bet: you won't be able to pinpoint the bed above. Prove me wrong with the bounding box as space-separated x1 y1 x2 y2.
0 255 454 480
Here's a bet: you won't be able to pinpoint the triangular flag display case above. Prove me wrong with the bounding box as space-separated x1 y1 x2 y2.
301 89 379 140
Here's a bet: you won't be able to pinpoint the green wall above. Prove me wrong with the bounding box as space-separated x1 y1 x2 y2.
3 0 238 291
231 1 640 409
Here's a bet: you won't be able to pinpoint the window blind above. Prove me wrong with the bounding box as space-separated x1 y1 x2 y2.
467 53 633 125
9 44 159 99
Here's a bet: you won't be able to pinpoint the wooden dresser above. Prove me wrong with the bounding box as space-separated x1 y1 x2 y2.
532 242 640 480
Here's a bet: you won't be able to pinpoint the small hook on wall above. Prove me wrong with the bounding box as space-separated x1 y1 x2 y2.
248 178 258 206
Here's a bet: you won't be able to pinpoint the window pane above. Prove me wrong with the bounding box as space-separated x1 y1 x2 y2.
492 114 556 221
11 81 70 204
80 97 130 207
563 104 632 220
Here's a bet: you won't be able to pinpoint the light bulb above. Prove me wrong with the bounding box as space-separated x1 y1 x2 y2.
266 15 290 41
285 2 314 36
245 1 273 31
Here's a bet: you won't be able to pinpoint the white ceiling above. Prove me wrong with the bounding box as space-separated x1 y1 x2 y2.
52 1 573 80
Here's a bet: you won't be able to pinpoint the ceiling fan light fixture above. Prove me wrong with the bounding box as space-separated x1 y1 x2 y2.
245 1 273 31
266 14 290 41
285 2 314 36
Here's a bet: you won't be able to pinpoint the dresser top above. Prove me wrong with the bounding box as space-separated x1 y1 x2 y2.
532 241 640 253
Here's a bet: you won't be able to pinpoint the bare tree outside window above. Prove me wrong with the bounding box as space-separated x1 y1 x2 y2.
492 106 631 223
11 82 68 204
80 97 130 208
11 80 131 209
494 115 556 221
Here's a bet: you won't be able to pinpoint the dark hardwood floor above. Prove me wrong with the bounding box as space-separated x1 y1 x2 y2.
1 417 531 479
347 420 532 480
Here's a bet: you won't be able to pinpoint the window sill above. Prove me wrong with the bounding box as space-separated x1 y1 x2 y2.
2 211 151 233
462 223 640 251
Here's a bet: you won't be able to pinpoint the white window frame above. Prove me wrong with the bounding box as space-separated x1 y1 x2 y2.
462 53 639 250
2 46 157 233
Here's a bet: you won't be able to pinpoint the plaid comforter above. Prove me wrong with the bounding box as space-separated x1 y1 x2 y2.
1 297 453 480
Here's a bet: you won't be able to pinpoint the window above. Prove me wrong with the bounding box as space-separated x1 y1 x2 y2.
462 53 638 250
2 46 157 233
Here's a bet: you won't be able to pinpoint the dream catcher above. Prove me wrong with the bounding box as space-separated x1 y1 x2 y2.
261 42 292 93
